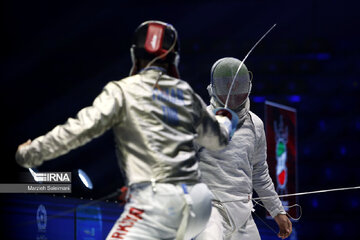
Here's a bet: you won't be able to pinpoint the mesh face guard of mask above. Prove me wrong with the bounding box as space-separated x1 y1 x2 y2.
209 57 251 110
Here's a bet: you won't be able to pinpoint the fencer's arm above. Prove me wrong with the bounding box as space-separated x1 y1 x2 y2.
192 93 230 150
251 120 286 218
15 82 124 168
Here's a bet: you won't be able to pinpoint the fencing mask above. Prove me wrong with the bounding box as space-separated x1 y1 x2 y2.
130 20 180 78
208 57 251 111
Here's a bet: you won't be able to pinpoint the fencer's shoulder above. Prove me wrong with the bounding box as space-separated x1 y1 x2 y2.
107 75 141 91
113 75 140 85
249 111 264 127
176 78 195 91
101 80 123 93
99 77 139 98
249 111 265 135
249 111 266 145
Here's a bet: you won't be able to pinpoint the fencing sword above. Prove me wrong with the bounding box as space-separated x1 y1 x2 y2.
221 185 360 203
224 24 277 109
220 26 360 212
221 185 360 236
221 185 360 221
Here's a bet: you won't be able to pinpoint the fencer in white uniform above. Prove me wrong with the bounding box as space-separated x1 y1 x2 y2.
15 21 238 240
195 57 292 240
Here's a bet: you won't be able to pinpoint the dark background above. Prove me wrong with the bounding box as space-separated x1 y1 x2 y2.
1 0 360 239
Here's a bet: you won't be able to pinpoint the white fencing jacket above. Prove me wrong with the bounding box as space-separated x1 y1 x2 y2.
198 105 285 228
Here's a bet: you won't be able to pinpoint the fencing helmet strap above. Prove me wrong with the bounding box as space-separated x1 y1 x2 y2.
210 57 252 111
130 20 180 78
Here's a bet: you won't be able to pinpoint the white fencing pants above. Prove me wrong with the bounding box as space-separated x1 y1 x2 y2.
106 183 212 240
195 204 261 240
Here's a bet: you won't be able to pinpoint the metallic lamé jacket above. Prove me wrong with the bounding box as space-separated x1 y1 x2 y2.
198 109 285 222
16 68 229 186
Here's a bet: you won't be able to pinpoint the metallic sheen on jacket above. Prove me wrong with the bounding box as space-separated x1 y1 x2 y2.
16 68 230 186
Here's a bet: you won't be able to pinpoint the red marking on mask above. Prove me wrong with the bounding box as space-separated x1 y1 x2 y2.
145 23 166 55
